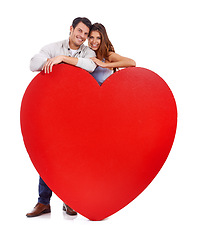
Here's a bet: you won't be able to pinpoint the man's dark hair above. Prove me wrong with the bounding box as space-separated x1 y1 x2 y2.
72 17 92 30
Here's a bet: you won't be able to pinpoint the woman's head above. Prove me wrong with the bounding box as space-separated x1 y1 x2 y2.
88 23 115 60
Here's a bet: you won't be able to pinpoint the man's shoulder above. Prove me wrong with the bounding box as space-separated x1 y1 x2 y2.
42 40 67 50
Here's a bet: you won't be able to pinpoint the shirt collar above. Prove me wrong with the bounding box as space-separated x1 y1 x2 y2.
65 38 84 53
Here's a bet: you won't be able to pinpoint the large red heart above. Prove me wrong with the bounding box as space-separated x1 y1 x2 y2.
20 64 177 220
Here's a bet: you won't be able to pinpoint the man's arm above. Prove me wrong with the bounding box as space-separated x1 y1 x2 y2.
31 42 97 73
30 44 54 72
42 47 97 74
42 55 96 74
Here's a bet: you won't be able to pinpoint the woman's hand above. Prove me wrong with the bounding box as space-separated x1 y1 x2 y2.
91 57 107 68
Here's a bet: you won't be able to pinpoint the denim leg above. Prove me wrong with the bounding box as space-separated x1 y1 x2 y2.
38 176 52 205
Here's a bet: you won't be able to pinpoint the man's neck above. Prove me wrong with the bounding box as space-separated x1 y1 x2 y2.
69 39 80 50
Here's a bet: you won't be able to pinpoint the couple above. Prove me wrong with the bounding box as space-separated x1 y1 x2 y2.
27 17 136 217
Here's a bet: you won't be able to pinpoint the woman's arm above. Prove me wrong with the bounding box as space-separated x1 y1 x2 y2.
91 52 136 69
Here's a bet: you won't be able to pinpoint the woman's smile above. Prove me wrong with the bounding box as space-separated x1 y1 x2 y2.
88 31 101 51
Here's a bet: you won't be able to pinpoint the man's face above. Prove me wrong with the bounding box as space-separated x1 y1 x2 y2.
69 22 89 49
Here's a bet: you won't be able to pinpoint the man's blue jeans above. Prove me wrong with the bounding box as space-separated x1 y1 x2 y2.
38 177 52 205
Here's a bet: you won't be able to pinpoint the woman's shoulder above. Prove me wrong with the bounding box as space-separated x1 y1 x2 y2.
107 51 120 61
107 51 115 57
106 51 115 61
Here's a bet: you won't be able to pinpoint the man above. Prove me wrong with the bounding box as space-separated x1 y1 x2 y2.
26 17 96 218
30 17 96 73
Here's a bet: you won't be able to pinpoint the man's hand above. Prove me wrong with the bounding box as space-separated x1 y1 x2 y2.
42 56 65 74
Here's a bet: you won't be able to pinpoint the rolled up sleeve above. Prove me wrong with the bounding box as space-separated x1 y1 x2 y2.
30 44 53 72
76 47 97 72
76 58 96 72
30 54 48 72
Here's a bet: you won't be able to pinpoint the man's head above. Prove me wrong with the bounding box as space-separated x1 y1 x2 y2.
69 17 92 49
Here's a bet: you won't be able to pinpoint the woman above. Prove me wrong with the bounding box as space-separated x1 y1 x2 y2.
88 23 136 85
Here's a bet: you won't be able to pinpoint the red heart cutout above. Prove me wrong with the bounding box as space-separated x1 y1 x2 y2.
20 64 177 220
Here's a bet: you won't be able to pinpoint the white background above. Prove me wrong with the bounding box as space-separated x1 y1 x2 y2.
0 0 197 239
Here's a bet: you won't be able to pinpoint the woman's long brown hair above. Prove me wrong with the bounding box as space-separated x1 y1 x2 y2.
89 23 115 61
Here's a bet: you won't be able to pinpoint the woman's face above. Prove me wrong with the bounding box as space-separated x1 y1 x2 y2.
88 31 101 51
